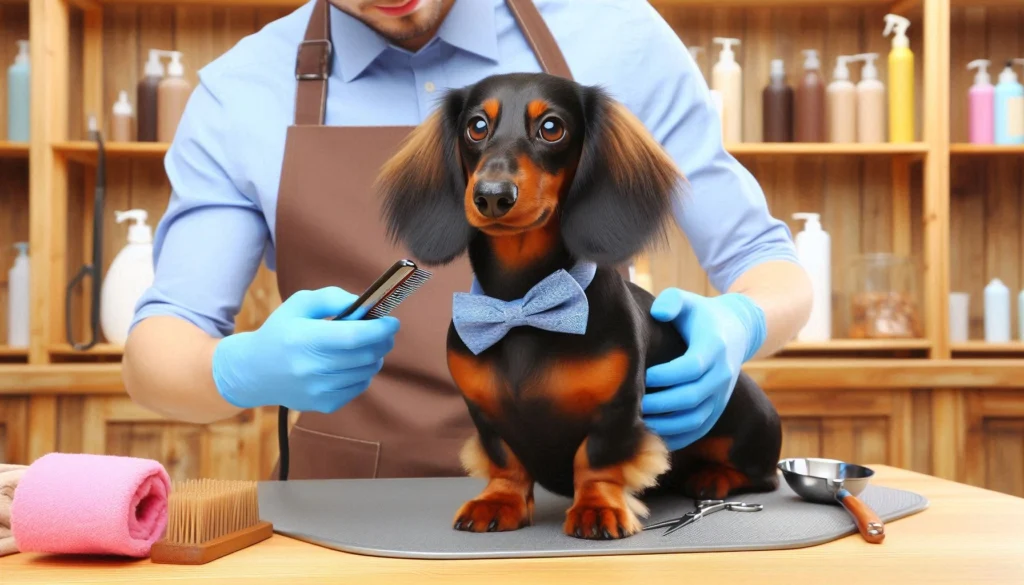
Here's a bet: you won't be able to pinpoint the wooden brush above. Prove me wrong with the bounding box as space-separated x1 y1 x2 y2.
150 478 273 565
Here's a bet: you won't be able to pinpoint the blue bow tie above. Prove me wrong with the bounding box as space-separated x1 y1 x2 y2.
452 262 598 355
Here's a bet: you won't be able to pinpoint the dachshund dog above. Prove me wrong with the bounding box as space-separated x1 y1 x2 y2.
376 73 782 540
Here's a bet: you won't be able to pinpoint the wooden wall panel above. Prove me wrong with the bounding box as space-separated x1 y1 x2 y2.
650 6 925 339
768 390 913 469
963 390 1024 498
949 7 1024 342
0 397 29 464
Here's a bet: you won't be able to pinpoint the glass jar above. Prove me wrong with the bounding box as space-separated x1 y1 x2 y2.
847 253 922 339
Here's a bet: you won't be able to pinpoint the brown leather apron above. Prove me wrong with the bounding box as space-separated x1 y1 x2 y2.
273 0 572 480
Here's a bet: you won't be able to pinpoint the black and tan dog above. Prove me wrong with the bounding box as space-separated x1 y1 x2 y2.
376 73 782 540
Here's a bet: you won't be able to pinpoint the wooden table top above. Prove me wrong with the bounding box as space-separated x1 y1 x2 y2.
3 465 1023 584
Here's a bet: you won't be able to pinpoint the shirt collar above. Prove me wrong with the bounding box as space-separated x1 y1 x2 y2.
331 0 499 83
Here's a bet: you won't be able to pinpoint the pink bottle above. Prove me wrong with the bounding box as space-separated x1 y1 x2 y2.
968 59 994 144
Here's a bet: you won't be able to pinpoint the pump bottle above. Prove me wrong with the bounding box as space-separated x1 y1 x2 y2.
762 59 794 142
100 210 155 346
883 14 915 143
7 242 29 348
689 46 724 130
827 56 857 143
7 40 30 142
854 53 886 144
994 60 1024 145
137 50 164 142
711 38 742 144
967 60 994 145
157 51 193 143
793 213 831 342
795 49 826 142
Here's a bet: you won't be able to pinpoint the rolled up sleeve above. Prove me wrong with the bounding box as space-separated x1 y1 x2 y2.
616 5 798 293
130 79 270 338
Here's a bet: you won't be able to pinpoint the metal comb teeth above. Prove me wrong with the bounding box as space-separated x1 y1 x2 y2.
367 268 432 319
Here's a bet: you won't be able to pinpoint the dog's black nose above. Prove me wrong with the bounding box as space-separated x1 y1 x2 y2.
473 180 518 219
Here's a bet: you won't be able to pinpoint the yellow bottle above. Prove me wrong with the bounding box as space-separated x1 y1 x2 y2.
883 14 914 143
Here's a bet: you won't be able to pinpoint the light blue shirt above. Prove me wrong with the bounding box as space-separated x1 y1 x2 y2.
131 0 798 338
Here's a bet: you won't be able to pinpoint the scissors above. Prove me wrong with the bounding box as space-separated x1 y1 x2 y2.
644 499 764 535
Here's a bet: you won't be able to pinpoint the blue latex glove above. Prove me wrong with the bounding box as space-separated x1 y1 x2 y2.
642 289 766 451
212 287 400 413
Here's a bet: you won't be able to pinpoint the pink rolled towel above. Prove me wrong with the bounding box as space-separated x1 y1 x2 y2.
11 452 171 558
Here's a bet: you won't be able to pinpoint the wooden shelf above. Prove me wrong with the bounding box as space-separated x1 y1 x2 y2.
0 364 125 394
726 142 928 156
0 141 29 158
950 144 1024 156
0 346 29 357
52 141 168 165
952 342 1024 355
652 0 906 7
782 339 931 352
48 343 124 357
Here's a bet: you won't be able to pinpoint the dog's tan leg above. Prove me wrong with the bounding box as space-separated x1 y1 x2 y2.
453 435 534 532
564 431 669 539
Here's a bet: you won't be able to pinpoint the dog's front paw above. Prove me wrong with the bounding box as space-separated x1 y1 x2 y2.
453 494 531 533
563 492 641 540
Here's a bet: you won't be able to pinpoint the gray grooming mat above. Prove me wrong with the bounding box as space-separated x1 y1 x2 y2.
258 475 928 559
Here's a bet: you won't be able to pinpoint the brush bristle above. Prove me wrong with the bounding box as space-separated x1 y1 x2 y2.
164 479 261 545
368 268 432 318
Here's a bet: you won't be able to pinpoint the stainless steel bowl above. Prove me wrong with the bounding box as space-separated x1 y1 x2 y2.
778 457 875 504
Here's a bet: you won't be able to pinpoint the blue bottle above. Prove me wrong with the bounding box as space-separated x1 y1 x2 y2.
994 60 1024 145
6 40 29 142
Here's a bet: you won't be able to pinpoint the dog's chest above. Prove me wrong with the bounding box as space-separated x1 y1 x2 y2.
449 328 633 421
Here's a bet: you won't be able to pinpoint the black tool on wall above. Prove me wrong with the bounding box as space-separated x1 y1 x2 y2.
65 117 106 351
277 259 431 481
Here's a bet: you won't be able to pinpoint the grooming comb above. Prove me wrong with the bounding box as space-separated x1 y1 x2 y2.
333 259 433 321
277 259 432 481
150 479 273 565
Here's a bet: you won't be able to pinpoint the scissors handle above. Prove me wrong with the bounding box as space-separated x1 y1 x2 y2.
724 502 764 512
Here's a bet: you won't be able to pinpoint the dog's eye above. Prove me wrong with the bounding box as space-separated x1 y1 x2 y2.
539 117 565 143
467 116 488 142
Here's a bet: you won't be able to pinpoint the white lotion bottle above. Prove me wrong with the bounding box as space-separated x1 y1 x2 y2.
100 210 155 346
711 37 742 144
855 53 886 143
984 278 1010 343
7 242 30 348
793 213 831 342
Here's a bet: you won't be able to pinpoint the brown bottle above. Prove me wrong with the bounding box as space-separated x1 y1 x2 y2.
137 50 163 142
763 59 794 142
795 49 826 142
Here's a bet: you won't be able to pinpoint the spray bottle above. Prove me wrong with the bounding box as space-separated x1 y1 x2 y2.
883 14 914 143
995 59 1024 145
711 38 742 144
854 53 886 143
100 210 155 346
967 60 994 144
793 213 831 342
827 56 857 143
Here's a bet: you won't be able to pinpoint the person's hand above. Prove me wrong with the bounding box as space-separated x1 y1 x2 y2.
211 287 400 413
642 288 766 451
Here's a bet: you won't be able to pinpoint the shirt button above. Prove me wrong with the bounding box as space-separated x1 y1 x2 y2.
424 81 436 93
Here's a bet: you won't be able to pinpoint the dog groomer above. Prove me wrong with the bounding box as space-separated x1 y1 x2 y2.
123 0 812 479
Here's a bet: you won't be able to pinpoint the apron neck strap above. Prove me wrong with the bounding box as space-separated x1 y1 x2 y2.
293 0 573 126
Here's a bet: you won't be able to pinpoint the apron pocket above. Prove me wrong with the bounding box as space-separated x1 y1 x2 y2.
285 425 381 480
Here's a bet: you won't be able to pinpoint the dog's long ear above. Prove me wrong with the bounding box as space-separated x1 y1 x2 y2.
377 90 475 266
561 87 685 265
